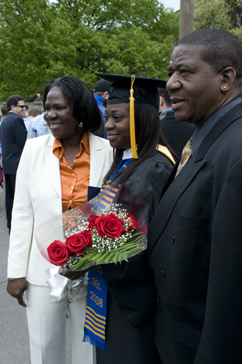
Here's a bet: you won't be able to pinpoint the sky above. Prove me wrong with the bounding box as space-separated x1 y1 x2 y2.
159 0 180 12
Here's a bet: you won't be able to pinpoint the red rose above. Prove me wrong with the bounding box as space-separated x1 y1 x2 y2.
66 230 92 255
47 240 69 266
96 213 124 238
125 213 138 231
88 214 99 230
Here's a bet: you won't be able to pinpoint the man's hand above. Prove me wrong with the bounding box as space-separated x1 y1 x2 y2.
7 278 28 307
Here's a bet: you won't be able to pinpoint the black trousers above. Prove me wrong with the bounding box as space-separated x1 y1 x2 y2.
4 174 16 231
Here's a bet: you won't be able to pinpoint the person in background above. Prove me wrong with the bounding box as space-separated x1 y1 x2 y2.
24 109 29 118
0 95 27 232
28 93 41 102
149 28 242 364
6 75 113 364
158 87 195 157
93 79 111 138
0 102 8 188
27 107 51 138
29 105 42 116
24 105 42 130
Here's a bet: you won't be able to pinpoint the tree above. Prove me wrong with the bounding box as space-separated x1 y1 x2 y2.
0 0 179 100
0 0 53 99
195 0 242 41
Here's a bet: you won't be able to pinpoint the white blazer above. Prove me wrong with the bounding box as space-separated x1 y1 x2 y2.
7 133 113 286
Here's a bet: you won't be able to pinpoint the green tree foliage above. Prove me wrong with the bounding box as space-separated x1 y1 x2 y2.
0 0 179 100
195 0 242 41
0 0 52 99
195 0 232 30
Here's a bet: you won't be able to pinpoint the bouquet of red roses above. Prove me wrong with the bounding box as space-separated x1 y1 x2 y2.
37 201 147 271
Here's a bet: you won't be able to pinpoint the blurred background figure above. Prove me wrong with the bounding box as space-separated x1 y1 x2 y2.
27 103 51 138
0 102 8 188
0 102 8 120
93 79 111 138
24 105 42 130
28 93 41 102
0 95 27 232
24 109 29 118
158 87 195 157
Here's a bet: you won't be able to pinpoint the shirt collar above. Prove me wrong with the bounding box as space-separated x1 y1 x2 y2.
53 133 90 159
122 148 132 160
94 95 105 102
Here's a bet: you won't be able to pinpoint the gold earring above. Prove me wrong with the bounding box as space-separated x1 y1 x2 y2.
78 122 84 128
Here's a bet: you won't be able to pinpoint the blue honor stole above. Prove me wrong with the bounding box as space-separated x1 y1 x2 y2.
83 266 107 350
83 158 132 350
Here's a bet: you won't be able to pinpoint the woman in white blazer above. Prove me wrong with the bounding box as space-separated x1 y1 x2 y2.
6 76 113 364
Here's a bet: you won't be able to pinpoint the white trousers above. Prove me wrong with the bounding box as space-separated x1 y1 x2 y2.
25 284 95 364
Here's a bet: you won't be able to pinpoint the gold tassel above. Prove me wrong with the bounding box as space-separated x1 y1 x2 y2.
130 75 138 159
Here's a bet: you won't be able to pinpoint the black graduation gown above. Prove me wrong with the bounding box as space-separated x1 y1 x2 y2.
96 152 173 364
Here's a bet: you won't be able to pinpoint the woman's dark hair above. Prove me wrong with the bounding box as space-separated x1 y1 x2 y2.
104 102 177 184
42 75 102 133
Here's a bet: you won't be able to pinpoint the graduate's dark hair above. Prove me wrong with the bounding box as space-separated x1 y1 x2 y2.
177 28 242 89
104 102 177 184
42 75 102 133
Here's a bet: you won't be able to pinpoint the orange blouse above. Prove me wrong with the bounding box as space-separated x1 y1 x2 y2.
53 134 90 212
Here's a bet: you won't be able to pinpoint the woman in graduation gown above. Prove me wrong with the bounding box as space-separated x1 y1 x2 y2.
92 74 177 364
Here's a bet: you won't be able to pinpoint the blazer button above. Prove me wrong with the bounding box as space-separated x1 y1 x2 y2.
157 298 160 303
160 269 165 277
171 235 175 244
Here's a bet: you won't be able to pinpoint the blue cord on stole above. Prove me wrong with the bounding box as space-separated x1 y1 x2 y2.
83 158 132 350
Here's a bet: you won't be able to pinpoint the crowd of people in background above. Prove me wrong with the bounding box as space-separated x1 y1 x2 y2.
0 27 242 364
28 93 42 102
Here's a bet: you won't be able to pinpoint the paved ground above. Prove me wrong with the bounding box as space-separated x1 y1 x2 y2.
0 184 72 363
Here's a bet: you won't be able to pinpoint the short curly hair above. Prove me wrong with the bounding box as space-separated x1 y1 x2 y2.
177 28 242 89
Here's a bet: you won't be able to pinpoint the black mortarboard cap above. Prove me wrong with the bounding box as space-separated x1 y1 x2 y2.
95 73 166 110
